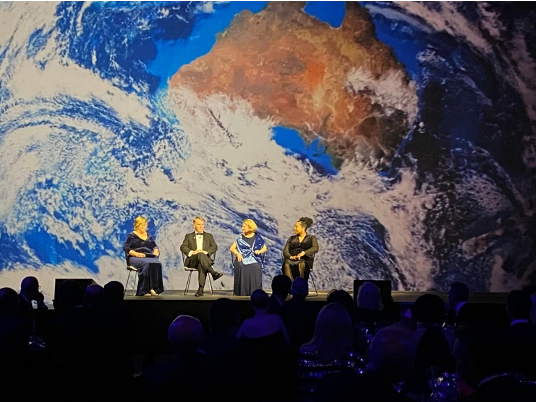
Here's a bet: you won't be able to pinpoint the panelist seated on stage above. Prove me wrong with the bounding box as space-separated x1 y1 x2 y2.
230 218 267 296
180 216 223 297
282 216 319 281
123 215 164 297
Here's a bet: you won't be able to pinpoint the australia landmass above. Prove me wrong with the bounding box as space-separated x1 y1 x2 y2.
170 1 417 169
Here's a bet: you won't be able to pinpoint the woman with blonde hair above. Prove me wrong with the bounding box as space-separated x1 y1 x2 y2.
229 218 267 296
122 216 164 296
297 302 365 400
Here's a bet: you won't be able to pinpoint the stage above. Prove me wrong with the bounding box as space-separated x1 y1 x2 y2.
118 289 510 355
30 288 511 365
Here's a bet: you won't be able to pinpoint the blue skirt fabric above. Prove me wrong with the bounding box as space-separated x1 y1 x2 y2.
233 261 262 296
130 256 164 296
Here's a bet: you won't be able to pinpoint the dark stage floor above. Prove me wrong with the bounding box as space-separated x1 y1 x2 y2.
122 289 509 304
33 289 511 361
120 289 510 340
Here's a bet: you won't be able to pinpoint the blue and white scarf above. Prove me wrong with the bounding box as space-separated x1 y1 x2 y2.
235 233 265 265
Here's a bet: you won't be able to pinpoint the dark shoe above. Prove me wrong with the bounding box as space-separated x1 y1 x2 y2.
212 271 223 281
194 288 204 297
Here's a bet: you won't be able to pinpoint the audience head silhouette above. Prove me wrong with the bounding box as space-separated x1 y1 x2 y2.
306 302 355 363
531 293 536 326
367 325 416 384
168 314 205 354
0 287 19 314
53 279 84 311
448 281 469 307
357 281 383 311
250 288 270 310
291 277 308 297
414 293 445 326
84 283 104 308
454 323 509 389
506 289 531 321
271 274 292 298
209 297 241 332
103 280 125 305
20 276 40 297
327 289 356 320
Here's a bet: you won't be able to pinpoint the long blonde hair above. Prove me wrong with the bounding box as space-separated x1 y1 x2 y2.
305 302 355 363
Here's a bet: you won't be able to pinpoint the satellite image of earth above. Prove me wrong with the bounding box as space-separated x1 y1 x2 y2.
0 1 535 298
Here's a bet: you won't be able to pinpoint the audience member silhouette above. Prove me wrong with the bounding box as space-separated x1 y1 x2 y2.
237 288 290 344
400 293 456 399
297 302 366 401
280 277 320 359
446 281 481 328
267 274 292 315
16 273 536 402
44 279 96 401
51 278 85 312
413 293 456 371
522 284 536 299
504 289 536 381
531 292 536 327
19 275 48 310
56 281 138 399
204 297 248 399
103 280 128 305
326 289 357 321
364 325 418 401
204 297 242 360
315 324 417 402
83 283 105 308
135 314 214 401
236 289 294 400
354 281 392 357
455 322 536 401
17 275 48 346
0 287 33 393
446 281 469 326
88 281 137 385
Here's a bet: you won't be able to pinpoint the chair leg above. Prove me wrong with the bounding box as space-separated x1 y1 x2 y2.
208 275 214 294
133 273 138 297
124 270 131 297
309 271 319 296
184 271 193 295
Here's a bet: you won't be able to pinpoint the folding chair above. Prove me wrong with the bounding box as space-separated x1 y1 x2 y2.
182 252 217 295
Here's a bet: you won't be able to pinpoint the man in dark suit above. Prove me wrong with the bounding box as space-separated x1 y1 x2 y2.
180 216 223 297
17 276 48 344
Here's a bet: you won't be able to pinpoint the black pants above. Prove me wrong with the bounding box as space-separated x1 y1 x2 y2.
187 253 214 287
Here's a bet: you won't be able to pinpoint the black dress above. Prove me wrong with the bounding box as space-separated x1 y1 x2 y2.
123 232 164 296
282 234 319 280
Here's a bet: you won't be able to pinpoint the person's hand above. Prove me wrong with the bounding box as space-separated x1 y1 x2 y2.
133 251 145 258
154 249 160 256
35 292 45 304
254 250 261 255
236 253 243 262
